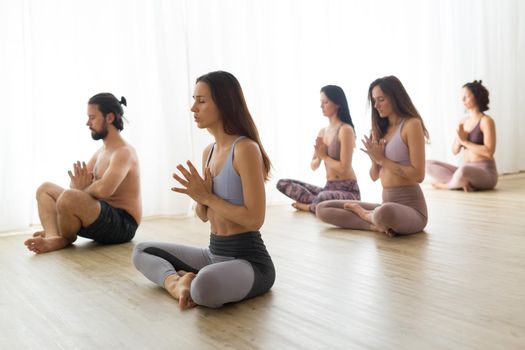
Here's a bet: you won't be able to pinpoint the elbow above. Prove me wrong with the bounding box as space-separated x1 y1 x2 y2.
415 172 425 183
88 186 112 199
245 216 264 231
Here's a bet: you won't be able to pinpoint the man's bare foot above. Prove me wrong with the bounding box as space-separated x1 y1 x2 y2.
431 182 449 190
32 230 45 238
24 236 70 254
343 202 372 222
292 202 311 212
164 272 197 310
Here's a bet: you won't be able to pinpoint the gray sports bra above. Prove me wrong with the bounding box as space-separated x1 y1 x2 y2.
206 137 245 206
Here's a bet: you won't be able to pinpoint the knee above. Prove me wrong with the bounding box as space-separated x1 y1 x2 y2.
36 182 55 200
315 191 330 202
56 189 84 213
372 205 396 226
452 167 471 183
190 271 224 308
276 179 288 191
315 201 330 221
132 242 149 268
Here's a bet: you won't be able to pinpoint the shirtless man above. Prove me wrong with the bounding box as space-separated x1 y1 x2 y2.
24 93 141 254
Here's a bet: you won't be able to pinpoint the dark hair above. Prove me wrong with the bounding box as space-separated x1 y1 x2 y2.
368 76 429 140
88 93 127 131
463 80 489 112
320 85 355 132
196 71 271 181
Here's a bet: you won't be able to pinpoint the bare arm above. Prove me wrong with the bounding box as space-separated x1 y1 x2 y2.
460 116 496 158
369 162 381 182
311 129 324 171
84 147 133 199
86 150 99 173
195 144 213 222
376 119 426 183
360 134 382 182
322 126 355 174
452 121 466 155
198 141 266 230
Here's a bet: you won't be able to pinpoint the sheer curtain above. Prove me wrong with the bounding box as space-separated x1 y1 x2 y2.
1 0 523 233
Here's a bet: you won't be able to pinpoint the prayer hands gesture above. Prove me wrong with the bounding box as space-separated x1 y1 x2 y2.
360 134 386 165
314 136 328 160
172 160 213 204
456 123 468 145
68 161 94 190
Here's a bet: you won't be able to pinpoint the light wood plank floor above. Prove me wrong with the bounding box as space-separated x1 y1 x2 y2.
1 174 525 349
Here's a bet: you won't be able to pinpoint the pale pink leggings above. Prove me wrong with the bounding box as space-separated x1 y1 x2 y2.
426 159 498 190
316 185 428 235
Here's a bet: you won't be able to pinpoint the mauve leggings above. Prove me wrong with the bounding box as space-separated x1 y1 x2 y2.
316 185 428 235
426 159 498 190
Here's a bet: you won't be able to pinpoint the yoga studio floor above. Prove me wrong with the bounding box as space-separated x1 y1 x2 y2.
1 174 524 350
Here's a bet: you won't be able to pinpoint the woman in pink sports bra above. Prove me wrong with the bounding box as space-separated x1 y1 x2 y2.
316 76 429 236
276 85 361 213
426 80 497 192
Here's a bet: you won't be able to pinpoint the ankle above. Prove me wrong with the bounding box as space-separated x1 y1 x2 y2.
163 273 180 289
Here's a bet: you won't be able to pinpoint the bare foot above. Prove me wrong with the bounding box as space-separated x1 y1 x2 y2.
32 230 45 238
462 184 474 192
367 224 393 236
24 236 70 254
343 202 372 222
164 272 197 310
431 182 449 190
292 202 311 212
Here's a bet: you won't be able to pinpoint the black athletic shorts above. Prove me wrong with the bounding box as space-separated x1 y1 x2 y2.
77 201 138 244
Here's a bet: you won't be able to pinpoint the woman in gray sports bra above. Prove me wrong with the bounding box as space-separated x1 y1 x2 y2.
316 76 429 236
426 80 497 191
276 85 360 213
133 71 275 309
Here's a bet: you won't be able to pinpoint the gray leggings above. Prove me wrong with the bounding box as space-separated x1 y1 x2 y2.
426 159 498 190
132 232 275 308
316 185 428 235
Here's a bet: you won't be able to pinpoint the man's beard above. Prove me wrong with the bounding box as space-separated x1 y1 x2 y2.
91 125 108 140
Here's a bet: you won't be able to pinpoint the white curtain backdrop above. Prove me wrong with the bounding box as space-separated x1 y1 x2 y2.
1 0 524 233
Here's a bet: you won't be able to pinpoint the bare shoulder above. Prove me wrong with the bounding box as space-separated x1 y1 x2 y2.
318 127 326 137
112 144 136 163
481 114 495 126
235 138 261 157
202 142 215 159
402 118 425 142
404 117 424 131
340 124 355 136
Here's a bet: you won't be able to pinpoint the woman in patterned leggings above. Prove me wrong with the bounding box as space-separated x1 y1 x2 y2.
276 85 360 213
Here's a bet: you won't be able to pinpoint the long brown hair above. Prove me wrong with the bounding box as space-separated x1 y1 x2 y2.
368 76 429 140
196 71 271 181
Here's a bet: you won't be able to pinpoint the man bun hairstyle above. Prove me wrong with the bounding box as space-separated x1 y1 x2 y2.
88 93 127 131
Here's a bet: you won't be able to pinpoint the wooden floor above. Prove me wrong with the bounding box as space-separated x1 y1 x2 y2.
2 174 525 349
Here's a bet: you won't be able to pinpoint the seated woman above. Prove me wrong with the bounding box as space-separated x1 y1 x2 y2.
316 76 428 236
426 80 497 192
133 71 275 309
276 85 360 213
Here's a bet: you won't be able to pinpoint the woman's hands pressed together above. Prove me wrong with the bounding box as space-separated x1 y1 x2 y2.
360 134 386 165
172 160 213 205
